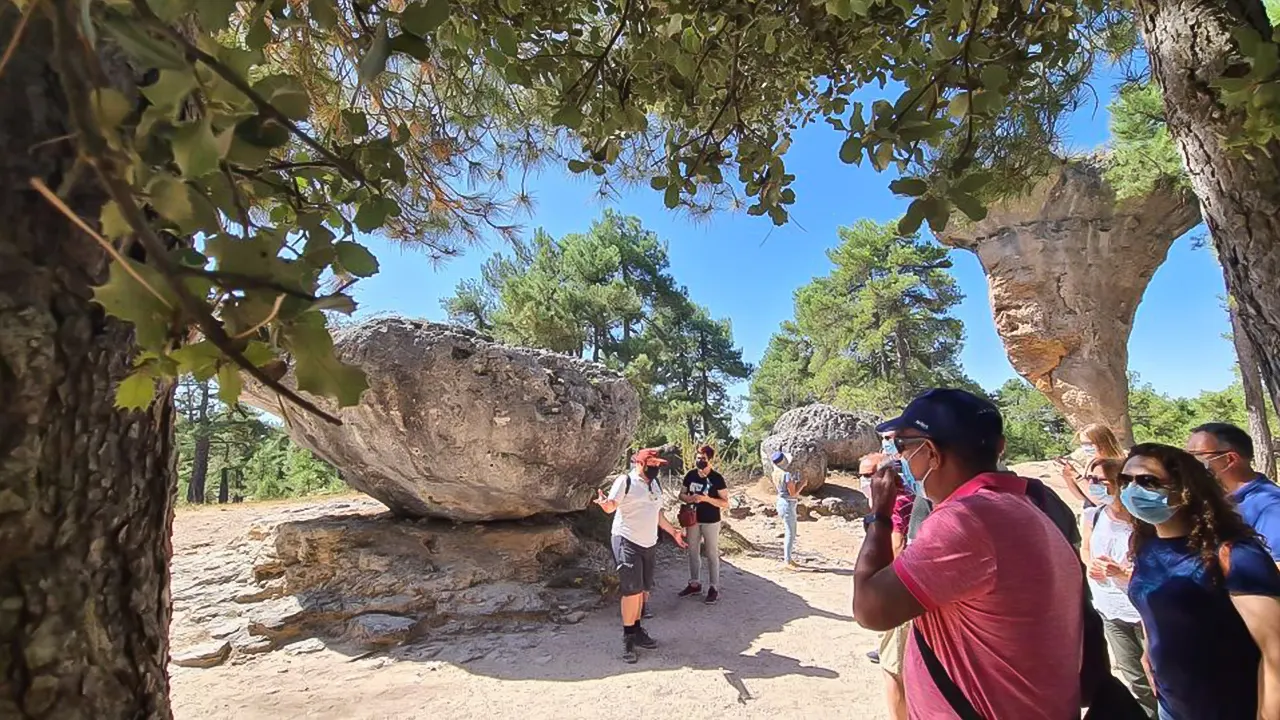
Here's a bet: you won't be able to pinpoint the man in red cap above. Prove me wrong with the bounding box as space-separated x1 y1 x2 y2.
595 447 687 663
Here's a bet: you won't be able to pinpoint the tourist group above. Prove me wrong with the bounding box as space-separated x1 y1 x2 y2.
596 387 1280 719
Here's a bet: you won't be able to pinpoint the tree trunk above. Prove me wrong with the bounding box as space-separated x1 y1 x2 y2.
186 382 211 504
0 8 175 718
218 469 230 504
1231 306 1277 478
1136 0 1280 427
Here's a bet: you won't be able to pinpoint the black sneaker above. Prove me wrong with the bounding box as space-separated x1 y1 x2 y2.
704 587 719 605
678 582 702 597
641 603 654 619
633 626 658 650
622 635 637 663
867 649 880 664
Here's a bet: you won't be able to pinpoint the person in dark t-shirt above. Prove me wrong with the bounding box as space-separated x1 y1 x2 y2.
678 445 729 604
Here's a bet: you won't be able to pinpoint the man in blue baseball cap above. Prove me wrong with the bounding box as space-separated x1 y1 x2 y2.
851 388 1087 719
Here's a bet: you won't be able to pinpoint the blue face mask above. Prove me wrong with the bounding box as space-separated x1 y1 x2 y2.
1120 483 1178 524
1081 443 1098 458
1087 483 1114 505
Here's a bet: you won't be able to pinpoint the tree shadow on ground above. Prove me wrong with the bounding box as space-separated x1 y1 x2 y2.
385 554 846 684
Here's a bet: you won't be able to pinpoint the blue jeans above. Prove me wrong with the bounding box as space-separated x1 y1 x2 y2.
777 498 798 562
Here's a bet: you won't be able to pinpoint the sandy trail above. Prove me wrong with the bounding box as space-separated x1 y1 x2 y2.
169 489 889 720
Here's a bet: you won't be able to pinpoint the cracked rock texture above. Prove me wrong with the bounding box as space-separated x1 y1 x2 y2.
241 318 640 521
758 404 882 493
938 158 1200 444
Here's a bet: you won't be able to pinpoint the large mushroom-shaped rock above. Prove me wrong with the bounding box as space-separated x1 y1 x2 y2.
241 318 639 521
758 404 882 494
938 157 1200 445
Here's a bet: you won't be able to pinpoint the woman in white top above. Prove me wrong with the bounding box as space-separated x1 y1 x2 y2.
1081 457 1159 717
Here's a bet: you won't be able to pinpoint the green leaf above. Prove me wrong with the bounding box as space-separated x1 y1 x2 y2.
649 176 669 190
245 15 271 51
197 0 239 31
951 191 987 222
359 20 392 83
217 362 243 406
284 313 369 407
889 177 929 197
309 0 338 29
171 340 223 379
567 159 590 173
400 0 451 35
116 371 157 411
551 105 584 130
390 32 434 61
948 92 970 118
495 25 519 56
838 135 862 164
141 70 198 114
663 183 681 209
253 75 311 121
100 201 131 240
920 196 950 233
334 241 380 277
90 88 132 129
172 116 220 178
92 258 175 348
353 198 393 232
147 175 194 225
101 15 186 70
147 0 192 22
980 65 1009 92
871 142 894 171
764 33 777 54
955 170 992 194
898 201 926 235
243 341 277 367
341 110 370 136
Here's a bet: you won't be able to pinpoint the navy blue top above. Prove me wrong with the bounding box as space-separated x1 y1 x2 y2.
1129 536 1280 719
1233 474 1280 560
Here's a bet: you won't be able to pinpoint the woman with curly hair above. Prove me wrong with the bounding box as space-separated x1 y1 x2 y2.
1122 443 1280 720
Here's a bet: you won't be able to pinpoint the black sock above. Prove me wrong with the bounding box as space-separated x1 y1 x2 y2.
623 624 637 636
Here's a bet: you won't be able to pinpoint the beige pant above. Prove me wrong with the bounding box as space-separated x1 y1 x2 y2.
878 621 910 677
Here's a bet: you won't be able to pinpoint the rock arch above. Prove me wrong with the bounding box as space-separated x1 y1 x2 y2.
938 157 1201 445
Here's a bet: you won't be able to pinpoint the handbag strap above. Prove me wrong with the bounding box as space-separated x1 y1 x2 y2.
912 624 985 720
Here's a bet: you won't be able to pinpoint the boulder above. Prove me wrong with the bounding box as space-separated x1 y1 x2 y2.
345 614 417 647
758 404 882 493
759 433 827 494
767 404 881 469
240 318 640 521
171 640 231 669
938 157 1200 444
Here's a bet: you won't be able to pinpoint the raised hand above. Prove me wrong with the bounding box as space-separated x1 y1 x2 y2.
593 489 608 508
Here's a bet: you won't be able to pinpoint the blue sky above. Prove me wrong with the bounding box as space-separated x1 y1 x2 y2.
350 85 1236 418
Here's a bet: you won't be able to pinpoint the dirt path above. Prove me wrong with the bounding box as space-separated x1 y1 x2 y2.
169 490 889 720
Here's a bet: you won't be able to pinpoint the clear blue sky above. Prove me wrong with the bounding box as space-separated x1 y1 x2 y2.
351 85 1235 419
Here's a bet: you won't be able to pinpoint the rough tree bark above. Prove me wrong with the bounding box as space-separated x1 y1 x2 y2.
1136 0 1280 424
938 157 1200 446
0 8 175 719
1231 305 1277 478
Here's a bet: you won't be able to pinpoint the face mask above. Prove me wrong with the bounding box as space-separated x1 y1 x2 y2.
643 466 660 481
695 459 708 470
1120 483 1179 525
1087 483 1114 505
899 442 933 497
1199 452 1230 476
1081 443 1098 458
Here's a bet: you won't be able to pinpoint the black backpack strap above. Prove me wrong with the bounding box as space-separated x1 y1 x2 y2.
912 624 985 720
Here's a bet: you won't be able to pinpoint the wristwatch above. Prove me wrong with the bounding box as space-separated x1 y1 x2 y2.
863 513 891 529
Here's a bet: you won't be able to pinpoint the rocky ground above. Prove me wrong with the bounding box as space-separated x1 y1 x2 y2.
168 462 1072 720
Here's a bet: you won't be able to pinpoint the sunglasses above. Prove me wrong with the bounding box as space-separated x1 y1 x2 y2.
892 436 931 453
1119 473 1167 489
857 472 875 479
1085 475 1108 485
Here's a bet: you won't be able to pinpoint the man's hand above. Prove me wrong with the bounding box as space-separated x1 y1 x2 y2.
594 489 616 513
869 462 903 515
671 528 687 548
1088 557 1109 582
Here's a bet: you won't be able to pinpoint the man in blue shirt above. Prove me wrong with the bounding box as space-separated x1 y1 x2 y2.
1188 422 1280 562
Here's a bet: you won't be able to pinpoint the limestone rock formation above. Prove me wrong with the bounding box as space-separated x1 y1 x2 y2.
241 318 640 521
168 497 610 661
758 404 882 493
938 157 1200 444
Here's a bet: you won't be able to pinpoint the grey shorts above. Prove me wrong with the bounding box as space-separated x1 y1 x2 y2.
611 535 655 596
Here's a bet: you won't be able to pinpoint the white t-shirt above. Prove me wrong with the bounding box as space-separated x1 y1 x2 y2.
1084 505 1142 623
608 471 662 548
